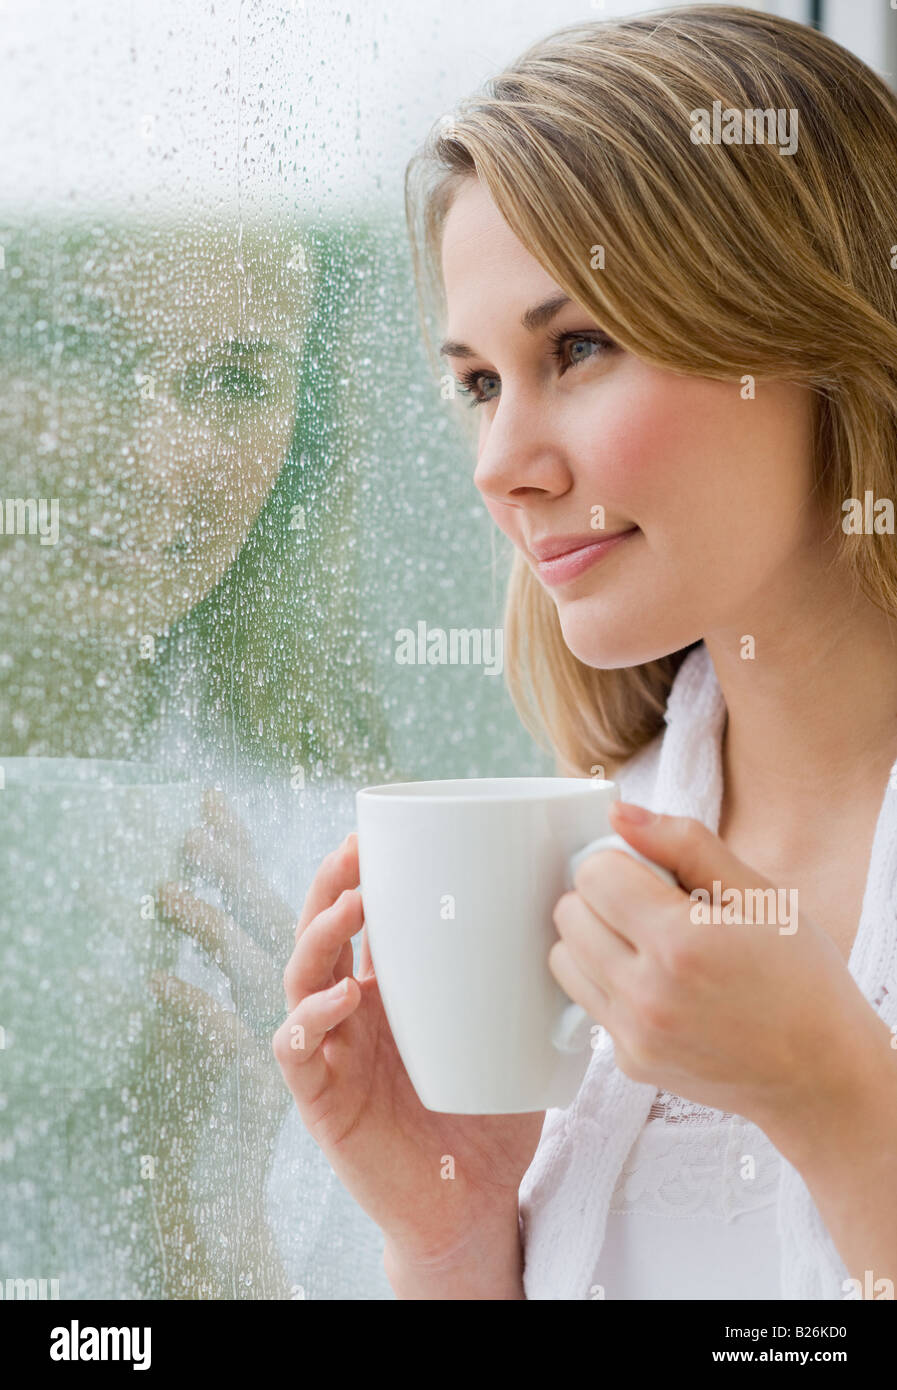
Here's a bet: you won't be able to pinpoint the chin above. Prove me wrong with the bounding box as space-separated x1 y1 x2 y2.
555 606 684 671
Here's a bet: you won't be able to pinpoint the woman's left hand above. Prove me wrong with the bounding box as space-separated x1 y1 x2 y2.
549 800 883 1134
147 788 297 1298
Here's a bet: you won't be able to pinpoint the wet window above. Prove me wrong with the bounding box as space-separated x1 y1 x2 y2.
0 0 556 1300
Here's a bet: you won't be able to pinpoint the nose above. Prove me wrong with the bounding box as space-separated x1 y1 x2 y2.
472 395 573 504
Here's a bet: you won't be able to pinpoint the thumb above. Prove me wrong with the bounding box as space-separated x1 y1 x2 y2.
607 800 772 898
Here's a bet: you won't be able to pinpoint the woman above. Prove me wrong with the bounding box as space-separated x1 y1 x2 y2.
0 215 393 1298
273 5 897 1299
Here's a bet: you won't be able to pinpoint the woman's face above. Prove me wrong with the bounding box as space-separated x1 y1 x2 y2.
440 177 820 669
1 222 306 639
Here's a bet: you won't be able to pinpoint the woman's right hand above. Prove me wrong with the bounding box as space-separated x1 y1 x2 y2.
272 832 546 1269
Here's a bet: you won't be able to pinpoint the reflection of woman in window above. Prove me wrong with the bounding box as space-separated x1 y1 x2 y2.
274 7 897 1300
0 218 391 1297
0 219 387 775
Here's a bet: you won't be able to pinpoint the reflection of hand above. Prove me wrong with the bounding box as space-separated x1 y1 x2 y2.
158 786 297 1030
148 788 296 1299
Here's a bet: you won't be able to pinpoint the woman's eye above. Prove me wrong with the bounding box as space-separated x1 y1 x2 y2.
177 341 292 408
456 331 614 408
180 355 266 403
457 370 500 405
567 336 599 365
549 330 615 372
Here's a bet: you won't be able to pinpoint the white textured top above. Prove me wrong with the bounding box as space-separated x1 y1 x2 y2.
518 641 897 1300
591 1090 783 1299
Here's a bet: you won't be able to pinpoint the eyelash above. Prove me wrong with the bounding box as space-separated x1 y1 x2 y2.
455 329 616 408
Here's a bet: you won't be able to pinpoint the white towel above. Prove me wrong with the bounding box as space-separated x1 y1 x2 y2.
518 641 897 1300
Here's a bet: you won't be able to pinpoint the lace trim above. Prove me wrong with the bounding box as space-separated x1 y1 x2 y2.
617 985 890 1221
647 1090 735 1125
609 1089 782 1220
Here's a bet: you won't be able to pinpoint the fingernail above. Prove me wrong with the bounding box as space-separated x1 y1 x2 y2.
329 978 350 997
614 802 655 825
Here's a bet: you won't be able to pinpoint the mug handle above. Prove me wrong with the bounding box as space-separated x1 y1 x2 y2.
551 832 678 1054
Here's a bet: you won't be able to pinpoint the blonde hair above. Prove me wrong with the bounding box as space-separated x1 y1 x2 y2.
405 4 897 778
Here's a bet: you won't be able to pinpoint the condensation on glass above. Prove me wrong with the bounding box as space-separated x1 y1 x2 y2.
0 0 553 1299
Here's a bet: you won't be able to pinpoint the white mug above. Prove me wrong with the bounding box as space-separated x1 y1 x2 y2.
355 777 676 1114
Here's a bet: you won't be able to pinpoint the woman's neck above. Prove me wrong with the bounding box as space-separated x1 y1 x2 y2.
706 588 897 866
0 622 159 759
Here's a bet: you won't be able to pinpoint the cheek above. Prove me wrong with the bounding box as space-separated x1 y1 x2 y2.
583 371 815 547
577 372 734 514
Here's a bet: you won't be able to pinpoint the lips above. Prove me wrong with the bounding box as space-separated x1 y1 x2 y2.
528 528 636 562
529 526 639 586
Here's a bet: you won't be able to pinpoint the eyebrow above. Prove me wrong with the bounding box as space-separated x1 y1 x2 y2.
438 292 572 359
